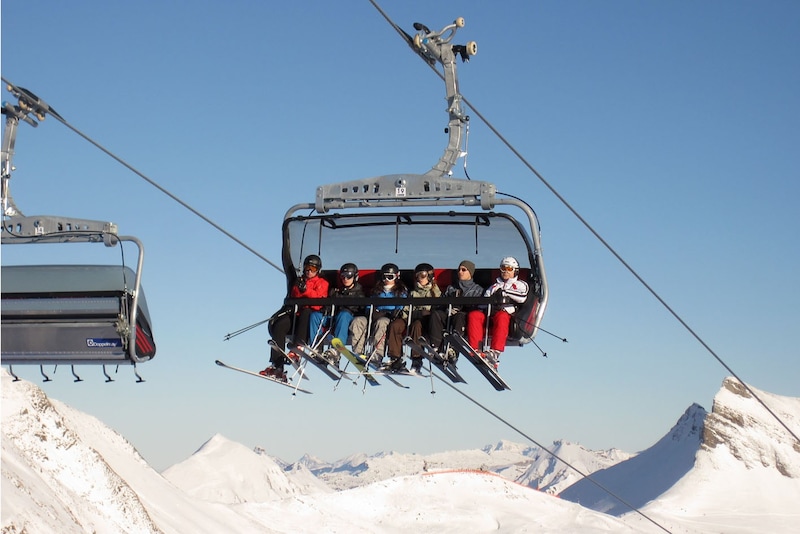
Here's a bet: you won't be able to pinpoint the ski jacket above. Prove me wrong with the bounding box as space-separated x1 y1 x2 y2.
329 282 366 315
410 281 442 313
289 275 329 311
370 284 408 317
485 276 529 315
442 278 484 313
443 279 484 299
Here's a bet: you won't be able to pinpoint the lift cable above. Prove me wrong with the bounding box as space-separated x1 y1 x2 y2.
1 76 283 274
365 2 800 448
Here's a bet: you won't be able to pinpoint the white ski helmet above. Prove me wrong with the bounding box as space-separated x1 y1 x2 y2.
500 256 519 271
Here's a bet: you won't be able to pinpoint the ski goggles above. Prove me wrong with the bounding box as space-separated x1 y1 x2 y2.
304 264 319 274
415 271 429 279
340 271 356 279
382 272 398 281
500 265 516 272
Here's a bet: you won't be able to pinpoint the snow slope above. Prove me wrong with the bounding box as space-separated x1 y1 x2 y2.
4 370 800 533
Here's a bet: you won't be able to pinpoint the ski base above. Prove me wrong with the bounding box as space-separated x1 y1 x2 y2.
287 341 344 381
404 336 467 384
443 332 511 391
330 338 381 387
215 360 312 394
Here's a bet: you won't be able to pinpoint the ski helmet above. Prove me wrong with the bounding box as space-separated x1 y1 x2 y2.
303 254 322 270
380 262 400 281
414 262 435 280
500 256 519 272
339 262 359 281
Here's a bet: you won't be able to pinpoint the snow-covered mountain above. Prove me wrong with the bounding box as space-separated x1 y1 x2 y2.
295 437 627 493
559 402 706 514
0 369 641 533
1 371 265 533
515 439 632 494
3 369 800 533
162 434 331 503
559 377 800 533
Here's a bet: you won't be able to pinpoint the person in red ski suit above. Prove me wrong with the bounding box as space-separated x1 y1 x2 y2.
261 254 329 380
466 256 528 369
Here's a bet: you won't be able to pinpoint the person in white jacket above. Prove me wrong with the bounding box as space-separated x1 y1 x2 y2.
466 256 529 368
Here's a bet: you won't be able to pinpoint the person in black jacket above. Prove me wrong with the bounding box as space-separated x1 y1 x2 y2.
311 263 366 364
428 259 484 356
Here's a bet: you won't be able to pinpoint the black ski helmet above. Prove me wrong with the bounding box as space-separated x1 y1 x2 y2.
414 262 434 274
339 262 359 281
303 254 322 270
380 263 400 277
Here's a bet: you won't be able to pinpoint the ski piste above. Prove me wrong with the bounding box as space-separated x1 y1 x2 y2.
267 339 310 380
215 360 312 395
286 340 344 381
329 338 383 387
443 332 511 391
404 336 466 384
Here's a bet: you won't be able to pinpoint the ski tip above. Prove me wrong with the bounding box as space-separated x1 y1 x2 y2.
215 360 224 366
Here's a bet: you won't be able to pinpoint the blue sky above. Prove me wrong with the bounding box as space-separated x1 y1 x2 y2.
2 1 798 471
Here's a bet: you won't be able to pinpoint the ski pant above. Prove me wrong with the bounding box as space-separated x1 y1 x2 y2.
308 309 357 346
350 315 405 359
467 309 512 352
407 312 432 344
428 309 468 350
308 311 325 345
269 308 313 366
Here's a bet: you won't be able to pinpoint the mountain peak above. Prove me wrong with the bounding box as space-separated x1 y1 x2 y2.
702 377 800 478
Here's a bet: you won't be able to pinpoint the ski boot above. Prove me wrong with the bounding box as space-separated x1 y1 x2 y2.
321 349 340 368
481 349 500 370
259 366 288 382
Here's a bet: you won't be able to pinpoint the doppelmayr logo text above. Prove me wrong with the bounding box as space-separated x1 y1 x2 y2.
86 338 122 348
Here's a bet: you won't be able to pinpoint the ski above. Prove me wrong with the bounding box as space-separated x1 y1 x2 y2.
286 341 345 382
364 359 415 387
268 339 310 380
215 360 312 394
330 338 382 387
404 336 467 384
443 332 511 391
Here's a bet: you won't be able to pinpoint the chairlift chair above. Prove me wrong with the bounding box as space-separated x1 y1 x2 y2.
278 18 548 348
1 81 156 374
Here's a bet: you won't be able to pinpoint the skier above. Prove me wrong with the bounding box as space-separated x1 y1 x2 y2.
261 254 329 381
466 256 528 369
349 263 408 372
407 262 442 373
427 259 484 357
310 262 366 365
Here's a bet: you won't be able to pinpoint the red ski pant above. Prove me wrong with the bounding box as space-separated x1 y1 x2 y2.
467 309 512 352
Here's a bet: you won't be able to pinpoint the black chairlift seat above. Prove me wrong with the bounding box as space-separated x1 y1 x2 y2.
1 264 156 365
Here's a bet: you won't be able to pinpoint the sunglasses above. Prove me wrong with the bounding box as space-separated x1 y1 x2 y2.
304 265 319 273
382 273 397 281
340 271 355 279
500 265 515 272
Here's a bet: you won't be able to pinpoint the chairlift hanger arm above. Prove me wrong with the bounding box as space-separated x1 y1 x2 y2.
409 18 477 179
